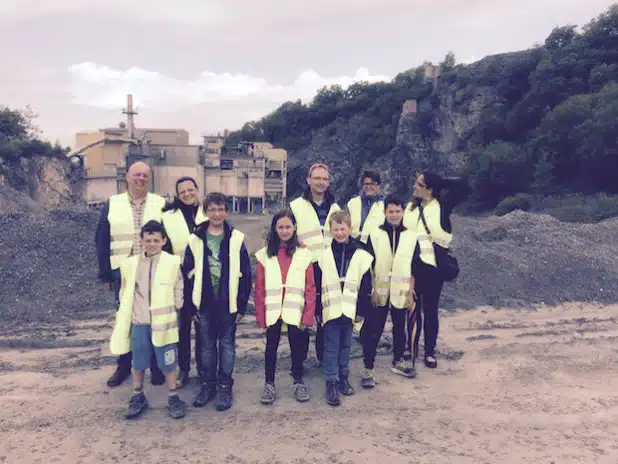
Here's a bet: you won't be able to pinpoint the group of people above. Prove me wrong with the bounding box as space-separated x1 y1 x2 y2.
95 160 461 420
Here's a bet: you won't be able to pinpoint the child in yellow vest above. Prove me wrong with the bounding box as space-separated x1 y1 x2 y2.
254 209 317 404
109 220 186 420
314 211 373 406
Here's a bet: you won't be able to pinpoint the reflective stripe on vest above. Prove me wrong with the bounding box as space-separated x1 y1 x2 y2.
347 196 385 244
162 207 207 257
370 228 417 309
318 247 373 324
255 247 312 328
109 251 181 355
188 227 244 314
290 197 340 262
108 193 166 270
403 199 453 268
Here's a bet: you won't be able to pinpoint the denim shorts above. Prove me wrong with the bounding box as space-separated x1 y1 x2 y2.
131 324 178 373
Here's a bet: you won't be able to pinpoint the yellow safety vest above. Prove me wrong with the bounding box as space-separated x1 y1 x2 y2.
290 197 340 262
109 251 181 355
161 206 207 257
370 227 417 309
319 246 373 324
187 226 244 314
347 196 385 244
108 192 166 270
255 247 312 328
403 199 452 267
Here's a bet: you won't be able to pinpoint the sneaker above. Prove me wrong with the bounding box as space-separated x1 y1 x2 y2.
338 375 355 396
216 384 233 411
424 355 438 369
260 383 276 405
193 384 216 407
150 369 165 386
107 367 130 388
292 382 310 402
168 394 186 419
403 350 412 361
325 380 340 407
125 392 148 419
177 370 190 388
360 368 376 389
391 359 417 378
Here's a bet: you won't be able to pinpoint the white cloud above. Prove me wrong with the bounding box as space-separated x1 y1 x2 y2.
68 62 391 109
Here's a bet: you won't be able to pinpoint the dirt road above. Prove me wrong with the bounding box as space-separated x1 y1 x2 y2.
1 302 617 463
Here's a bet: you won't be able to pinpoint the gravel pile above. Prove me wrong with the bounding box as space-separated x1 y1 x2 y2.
1 208 616 333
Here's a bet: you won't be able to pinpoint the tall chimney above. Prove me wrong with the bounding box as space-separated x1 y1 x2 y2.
123 94 138 139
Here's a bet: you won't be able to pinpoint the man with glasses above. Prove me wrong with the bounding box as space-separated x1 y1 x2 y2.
290 163 341 366
346 170 384 245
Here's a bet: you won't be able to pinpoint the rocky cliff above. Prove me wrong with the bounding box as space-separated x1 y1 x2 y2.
0 155 74 212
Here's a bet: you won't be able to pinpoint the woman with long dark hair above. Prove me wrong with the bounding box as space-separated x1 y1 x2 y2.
254 209 316 404
403 172 465 370
161 176 206 387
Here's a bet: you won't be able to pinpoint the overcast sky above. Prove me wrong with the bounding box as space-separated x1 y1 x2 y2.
0 0 612 147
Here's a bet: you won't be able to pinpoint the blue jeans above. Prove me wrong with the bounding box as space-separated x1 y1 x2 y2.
198 303 237 387
323 315 353 381
131 324 178 373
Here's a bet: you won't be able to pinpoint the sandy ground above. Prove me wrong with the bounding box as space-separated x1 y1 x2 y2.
1 302 617 464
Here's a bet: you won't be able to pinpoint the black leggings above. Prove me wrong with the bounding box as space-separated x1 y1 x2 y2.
265 319 308 383
408 260 443 359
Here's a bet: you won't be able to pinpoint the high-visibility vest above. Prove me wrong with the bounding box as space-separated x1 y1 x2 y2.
370 227 417 309
161 206 207 257
347 196 385 244
290 197 340 262
403 199 452 267
108 192 166 270
255 247 312 328
318 246 373 324
109 251 181 355
187 226 244 314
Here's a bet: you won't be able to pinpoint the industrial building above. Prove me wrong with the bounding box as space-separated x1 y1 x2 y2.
71 95 287 213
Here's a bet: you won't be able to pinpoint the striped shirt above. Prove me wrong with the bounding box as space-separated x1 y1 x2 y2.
129 198 146 257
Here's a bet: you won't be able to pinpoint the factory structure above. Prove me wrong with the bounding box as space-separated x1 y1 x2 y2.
71 95 287 214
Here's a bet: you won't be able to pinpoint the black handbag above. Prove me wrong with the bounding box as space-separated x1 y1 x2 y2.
418 206 459 282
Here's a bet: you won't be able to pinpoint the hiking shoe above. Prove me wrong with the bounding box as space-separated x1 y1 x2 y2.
360 368 376 389
260 383 276 405
107 367 130 388
424 355 438 369
177 370 190 388
338 375 355 396
403 350 412 361
325 380 340 407
292 382 310 402
150 369 165 386
168 394 186 419
391 359 417 378
193 384 216 407
125 392 148 419
216 384 233 411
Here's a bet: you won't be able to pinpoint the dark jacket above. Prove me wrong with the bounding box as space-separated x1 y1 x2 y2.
182 220 252 317
314 237 373 320
94 200 172 283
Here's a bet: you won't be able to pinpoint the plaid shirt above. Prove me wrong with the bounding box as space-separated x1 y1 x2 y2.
129 198 146 256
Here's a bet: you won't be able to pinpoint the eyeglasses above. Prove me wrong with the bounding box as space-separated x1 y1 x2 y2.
363 182 378 187
206 207 226 213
